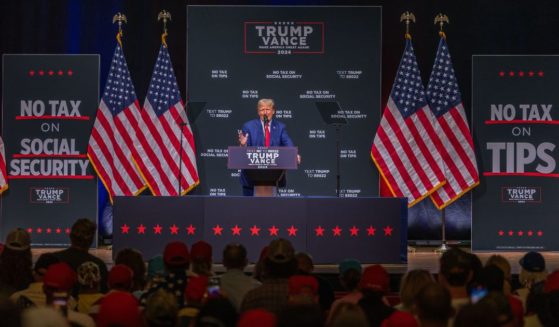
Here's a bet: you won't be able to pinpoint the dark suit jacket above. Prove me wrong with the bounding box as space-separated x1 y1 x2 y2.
240 118 294 187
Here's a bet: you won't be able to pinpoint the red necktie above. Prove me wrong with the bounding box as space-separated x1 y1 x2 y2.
265 123 270 147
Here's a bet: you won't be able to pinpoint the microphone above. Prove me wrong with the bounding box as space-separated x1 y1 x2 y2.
263 115 269 125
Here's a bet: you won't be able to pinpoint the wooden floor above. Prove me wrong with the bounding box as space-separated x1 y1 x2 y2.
33 246 559 275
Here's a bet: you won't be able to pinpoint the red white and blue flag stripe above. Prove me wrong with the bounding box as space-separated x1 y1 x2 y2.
87 44 146 200
133 44 199 196
371 39 446 207
426 36 479 209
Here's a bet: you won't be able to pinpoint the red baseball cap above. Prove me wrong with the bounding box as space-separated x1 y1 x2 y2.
185 275 209 303
108 264 134 290
238 309 277 327
381 311 418 327
43 262 77 291
191 241 212 263
97 291 142 327
359 264 390 293
163 241 190 267
544 270 559 293
288 275 319 296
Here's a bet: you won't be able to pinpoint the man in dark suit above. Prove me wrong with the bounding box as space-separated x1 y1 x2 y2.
238 98 299 196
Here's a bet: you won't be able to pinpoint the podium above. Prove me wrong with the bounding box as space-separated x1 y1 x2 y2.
228 146 298 196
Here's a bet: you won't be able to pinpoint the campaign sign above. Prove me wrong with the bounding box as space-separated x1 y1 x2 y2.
472 56 559 251
1 55 98 247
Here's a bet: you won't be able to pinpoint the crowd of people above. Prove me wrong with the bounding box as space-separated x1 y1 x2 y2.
0 219 558 327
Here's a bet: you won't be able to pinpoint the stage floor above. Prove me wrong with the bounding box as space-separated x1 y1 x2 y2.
32 247 559 275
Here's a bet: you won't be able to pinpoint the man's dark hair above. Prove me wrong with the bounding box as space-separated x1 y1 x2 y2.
196 298 238 327
415 282 453 324
439 247 471 287
340 269 361 291
70 218 96 249
358 289 394 326
480 264 505 292
264 258 298 279
222 243 247 270
277 304 323 327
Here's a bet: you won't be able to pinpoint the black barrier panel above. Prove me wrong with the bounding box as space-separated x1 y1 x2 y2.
306 197 406 264
472 56 559 251
204 197 308 262
113 196 206 260
112 196 407 264
186 6 381 198
1 55 99 247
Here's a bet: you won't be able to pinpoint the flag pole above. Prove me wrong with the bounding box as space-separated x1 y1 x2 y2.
400 11 417 254
434 13 450 253
157 10 182 195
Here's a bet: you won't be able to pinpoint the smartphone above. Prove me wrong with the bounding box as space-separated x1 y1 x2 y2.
470 286 488 303
207 285 221 298
52 292 68 317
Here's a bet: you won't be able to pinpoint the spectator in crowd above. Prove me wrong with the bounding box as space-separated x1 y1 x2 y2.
395 269 434 312
328 258 363 322
277 304 323 327
219 243 260 312
479 265 524 325
96 291 142 327
76 261 104 314
437 247 472 313
288 275 319 306
453 302 499 327
52 219 108 293
0 298 23 327
0 228 33 297
295 252 335 312
144 288 178 327
530 270 559 327
517 251 548 310
195 297 238 327
486 254 513 295
380 310 418 327
253 246 269 282
241 238 297 315
21 306 69 327
477 291 518 327
177 275 208 327
114 248 147 296
357 264 396 327
10 253 60 307
108 264 134 292
190 241 214 277
326 302 368 327
141 241 190 307
42 262 95 327
238 309 277 327
465 252 484 292
413 282 452 327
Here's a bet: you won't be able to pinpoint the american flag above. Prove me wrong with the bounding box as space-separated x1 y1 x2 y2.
0 137 8 193
426 37 479 209
87 44 146 200
371 39 446 207
133 44 199 196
